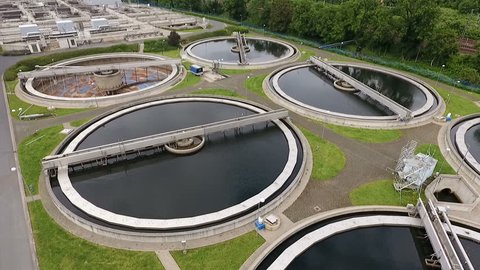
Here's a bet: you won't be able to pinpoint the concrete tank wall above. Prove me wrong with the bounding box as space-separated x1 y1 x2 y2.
93 70 123 92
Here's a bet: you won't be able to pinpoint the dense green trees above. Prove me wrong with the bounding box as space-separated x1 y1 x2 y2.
150 0 480 84
167 31 181 46
224 0 248 20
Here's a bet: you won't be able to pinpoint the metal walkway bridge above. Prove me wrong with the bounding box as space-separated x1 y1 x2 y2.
17 59 181 79
42 109 289 171
235 32 248 65
416 199 474 270
309 56 412 120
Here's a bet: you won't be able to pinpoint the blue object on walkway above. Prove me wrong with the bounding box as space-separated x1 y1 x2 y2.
255 219 265 230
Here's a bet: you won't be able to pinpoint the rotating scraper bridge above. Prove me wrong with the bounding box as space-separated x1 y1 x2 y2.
15 53 183 108
42 109 289 229
309 56 413 120
17 59 181 79
234 32 249 65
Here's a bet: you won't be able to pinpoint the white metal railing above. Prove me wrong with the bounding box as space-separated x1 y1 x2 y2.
417 199 474 270
310 56 412 120
42 109 288 170
18 59 180 79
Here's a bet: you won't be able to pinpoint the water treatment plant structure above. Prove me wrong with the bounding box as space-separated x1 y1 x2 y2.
3 10 480 266
15 53 184 108
182 34 299 69
26 49 480 269
40 96 311 243
265 56 444 129
21 48 479 269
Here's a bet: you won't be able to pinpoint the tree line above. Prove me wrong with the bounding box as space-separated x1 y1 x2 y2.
152 0 480 84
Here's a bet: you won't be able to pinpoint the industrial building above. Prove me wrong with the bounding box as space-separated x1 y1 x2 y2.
0 0 204 53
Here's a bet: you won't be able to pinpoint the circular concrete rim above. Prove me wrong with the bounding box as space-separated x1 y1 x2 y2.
455 117 480 173
42 95 310 245
264 62 445 129
56 97 300 230
444 114 480 181
21 53 182 108
182 36 299 69
246 207 480 270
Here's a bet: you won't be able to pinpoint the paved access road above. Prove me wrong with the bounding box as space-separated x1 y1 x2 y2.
0 55 37 270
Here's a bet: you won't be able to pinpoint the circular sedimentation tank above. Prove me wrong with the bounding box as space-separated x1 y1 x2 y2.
266 63 443 128
447 114 480 177
253 211 480 269
46 96 307 239
20 53 182 108
183 36 298 68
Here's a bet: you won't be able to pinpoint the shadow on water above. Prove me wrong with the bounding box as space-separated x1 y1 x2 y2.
190 38 290 63
434 188 462 203
465 124 480 172
50 100 304 231
257 216 480 270
275 65 434 117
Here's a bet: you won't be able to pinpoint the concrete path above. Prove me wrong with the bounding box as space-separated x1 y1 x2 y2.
5 40 475 268
197 71 441 222
26 195 41 203
155 250 181 270
0 56 37 270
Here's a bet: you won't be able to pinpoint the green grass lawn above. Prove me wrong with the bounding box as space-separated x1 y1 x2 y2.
245 74 268 98
70 118 91 127
349 179 422 206
152 48 182 59
220 69 253 76
171 231 264 270
170 62 202 91
415 144 456 174
191 88 241 97
18 126 66 194
325 123 402 143
298 49 316 61
301 127 345 180
435 86 480 117
29 201 163 270
4 80 87 120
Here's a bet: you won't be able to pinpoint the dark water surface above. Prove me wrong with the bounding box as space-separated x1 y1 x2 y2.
435 189 462 203
61 101 298 220
258 225 480 270
288 227 424 270
190 38 290 63
465 123 480 168
338 66 427 111
276 66 432 117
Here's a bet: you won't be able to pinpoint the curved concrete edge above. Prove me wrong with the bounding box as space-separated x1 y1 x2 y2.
337 63 436 117
268 215 422 269
267 215 480 269
441 114 480 187
58 97 299 230
41 95 312 244
244 206 480 270
181 36 300 70
264 62 445 130
269 63 397 122
243 206 405 270
455 118 480 173
16 53 185 109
